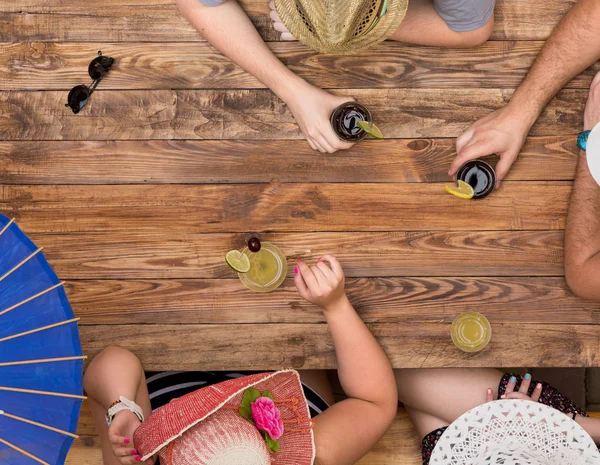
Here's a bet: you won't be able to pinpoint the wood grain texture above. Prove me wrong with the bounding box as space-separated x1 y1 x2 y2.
1 42 598 91
0 137 579 185
70 410 422 464
66 277 600 325
0 0 575 42
80 323 600 370
1 183 570 233
36 231 564 279
0 89 584 141
67 410 600 464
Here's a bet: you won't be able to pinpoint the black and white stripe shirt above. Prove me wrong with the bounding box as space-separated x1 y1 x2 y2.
146 371 329 418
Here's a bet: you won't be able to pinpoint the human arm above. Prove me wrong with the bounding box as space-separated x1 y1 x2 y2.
294 256 398 465
564 72 600 300
175 0 354 153
451 0 600 184
83 346 155 465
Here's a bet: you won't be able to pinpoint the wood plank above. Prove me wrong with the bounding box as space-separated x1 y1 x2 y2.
0 137 578 185
1 183 570 233
70 411 423 464
37 231 564 278
0 0 574 42
76 400 96 436
66 277 600 326
70 414 422 465
0 89 585 141
69 411 600 464
80 323 600 369
355 410 421 465
67 436 102 465
1 42 598 91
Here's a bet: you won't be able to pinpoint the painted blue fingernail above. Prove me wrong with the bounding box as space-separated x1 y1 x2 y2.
509 376 516 383
525 373 531 380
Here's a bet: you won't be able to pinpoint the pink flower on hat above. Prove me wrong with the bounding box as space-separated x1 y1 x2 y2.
251 397 284 440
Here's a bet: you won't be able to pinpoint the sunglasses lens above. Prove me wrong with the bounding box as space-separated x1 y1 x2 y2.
89 56 114 80
67 85 90 113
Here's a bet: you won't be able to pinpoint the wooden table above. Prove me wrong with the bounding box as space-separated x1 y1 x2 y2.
1 0 599 373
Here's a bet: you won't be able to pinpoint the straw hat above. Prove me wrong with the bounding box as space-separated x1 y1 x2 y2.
134 371 315 465
430 400 600 465
274 0 409 54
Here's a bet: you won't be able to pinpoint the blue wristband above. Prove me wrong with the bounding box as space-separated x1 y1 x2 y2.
577 130 591 151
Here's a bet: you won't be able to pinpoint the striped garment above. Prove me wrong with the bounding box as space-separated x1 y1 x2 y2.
146 371 330 418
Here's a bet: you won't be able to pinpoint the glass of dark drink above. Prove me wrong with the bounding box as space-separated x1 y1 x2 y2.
330 102 372 142
456 160 496 200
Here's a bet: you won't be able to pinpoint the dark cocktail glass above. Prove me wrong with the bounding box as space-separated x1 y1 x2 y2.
456 160 496 200
330 102 372 142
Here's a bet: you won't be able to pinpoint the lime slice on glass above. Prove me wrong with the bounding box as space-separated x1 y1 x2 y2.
357 121 384 139
225 250 251 273
445 180 475 200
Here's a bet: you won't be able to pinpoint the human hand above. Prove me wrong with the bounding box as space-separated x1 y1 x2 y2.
294 255 347 311
108 410 153 464
283 82 356 153
484 374 542 404
451 105 532 187
584 72 600 131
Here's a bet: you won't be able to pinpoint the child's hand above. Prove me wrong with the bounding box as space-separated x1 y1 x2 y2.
294 255 347 311
483 374 543 405
108 410 153 464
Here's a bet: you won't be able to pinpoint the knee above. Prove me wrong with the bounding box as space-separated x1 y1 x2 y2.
84 346 140 385
456 16 494 47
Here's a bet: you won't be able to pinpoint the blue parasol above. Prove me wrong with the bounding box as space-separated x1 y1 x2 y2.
0 214 85 465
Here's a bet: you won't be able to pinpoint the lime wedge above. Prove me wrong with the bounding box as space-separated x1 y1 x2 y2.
225 250 251 273
445 180 475 200
357 121 384 139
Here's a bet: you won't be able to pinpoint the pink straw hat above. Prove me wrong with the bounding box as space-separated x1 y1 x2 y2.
134 371 315 465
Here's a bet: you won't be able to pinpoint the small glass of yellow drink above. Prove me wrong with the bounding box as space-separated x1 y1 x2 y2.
451 312 492 353
238 241 287 293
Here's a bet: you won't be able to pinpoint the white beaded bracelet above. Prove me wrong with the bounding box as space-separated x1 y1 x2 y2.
106 396 145 426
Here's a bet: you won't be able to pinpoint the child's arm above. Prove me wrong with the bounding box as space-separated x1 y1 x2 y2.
295 256 398 465
175 0 354 153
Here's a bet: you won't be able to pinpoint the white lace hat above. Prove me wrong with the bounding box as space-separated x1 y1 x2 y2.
430 400 600 465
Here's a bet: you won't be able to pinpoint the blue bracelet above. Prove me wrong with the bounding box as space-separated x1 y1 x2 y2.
577 130 591 151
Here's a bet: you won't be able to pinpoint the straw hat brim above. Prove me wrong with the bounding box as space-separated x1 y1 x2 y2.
274 0 409 54
134 370 315 465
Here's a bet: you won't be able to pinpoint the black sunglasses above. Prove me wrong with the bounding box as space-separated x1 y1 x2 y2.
66 51 114 114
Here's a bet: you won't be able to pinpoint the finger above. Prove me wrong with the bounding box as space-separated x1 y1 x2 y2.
316 260 336 280
316 134 336 154
450 138 498 176
531 383 543 402
592 71 600 88
323 127 354 151
294 265 310 300
318 255 343 277
310 264 328 286
486 388 494 403
113 446 138 458
281 32 297 41
494 153 517 187
455 125 477 154
269 0 275 10
109 433 131 447
297 260 319 290
306 138 318 151
272 21 289 33
311 138 326 153
504 375 517 394
502 392 532 401
519 373 532 394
